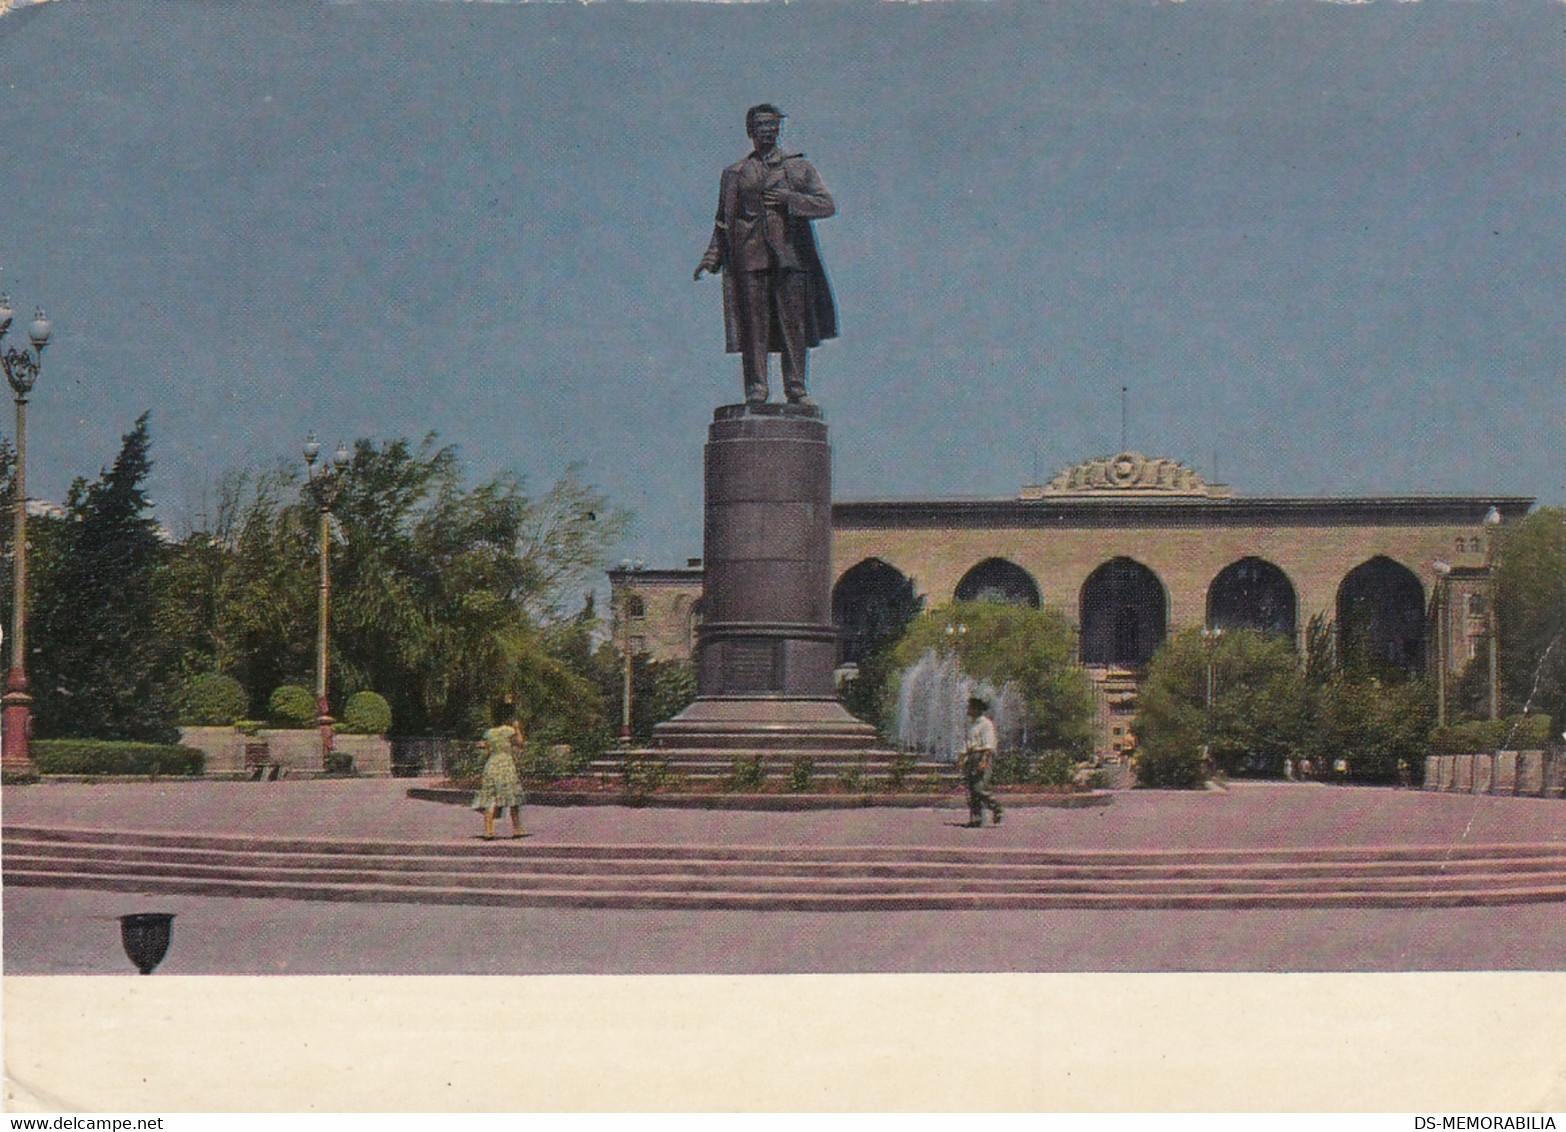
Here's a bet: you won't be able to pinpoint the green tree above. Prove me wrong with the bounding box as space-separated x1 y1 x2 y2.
1494 507 1566 732
158 435 630 738
1308 673 1433 781
588 643 697 744
1134 628 1309 785
29 414 181 741
886 600 1095 756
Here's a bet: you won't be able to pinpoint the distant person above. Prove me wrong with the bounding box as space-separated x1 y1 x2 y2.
961 696 1004 828
473 710 526 840
695 103 838 407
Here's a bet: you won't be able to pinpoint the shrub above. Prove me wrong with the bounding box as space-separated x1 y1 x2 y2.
728 755 767 792
1431 714 1555 755
267 685 318 729
837 759 867 793
179 673 248 727
886 751 917 790
1133 744 1207 789
1033 751 1079 788
340 691 392 735
788 757 814 792
323 752 355 776
33 739 204 777
623 757 671 795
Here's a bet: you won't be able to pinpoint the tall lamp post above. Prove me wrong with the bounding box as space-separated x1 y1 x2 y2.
1202 624 1223 771
1 294 51 782
1432 561 1452 729
304 436 351 768
617 560 644 744
1483 506 1503 721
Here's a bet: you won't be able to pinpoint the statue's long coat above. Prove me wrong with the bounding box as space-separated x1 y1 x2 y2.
703 151 839 354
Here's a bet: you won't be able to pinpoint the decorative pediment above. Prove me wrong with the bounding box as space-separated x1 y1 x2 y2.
1020 453 1232 499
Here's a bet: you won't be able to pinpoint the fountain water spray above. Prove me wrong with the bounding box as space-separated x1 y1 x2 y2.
893 649 1026 762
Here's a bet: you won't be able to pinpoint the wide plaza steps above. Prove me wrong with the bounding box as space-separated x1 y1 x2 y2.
6 825 1566 912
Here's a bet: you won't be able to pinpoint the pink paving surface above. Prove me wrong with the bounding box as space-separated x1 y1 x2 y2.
4 776 1564 850
6 779 1564 974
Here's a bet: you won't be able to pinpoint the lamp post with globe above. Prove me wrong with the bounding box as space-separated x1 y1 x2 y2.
0 294 50 782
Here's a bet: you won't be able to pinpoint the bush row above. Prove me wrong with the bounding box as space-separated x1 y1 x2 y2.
33 740 205 777
177 676 392 734
1429 714 1556 755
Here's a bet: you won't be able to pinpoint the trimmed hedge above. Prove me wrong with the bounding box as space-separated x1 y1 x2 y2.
179 673 248 727
267 684 318 729
1430 714 1555 755
34 740 204 777
341 690 392 735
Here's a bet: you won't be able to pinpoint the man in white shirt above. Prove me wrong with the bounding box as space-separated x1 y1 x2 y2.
961 695 1004 828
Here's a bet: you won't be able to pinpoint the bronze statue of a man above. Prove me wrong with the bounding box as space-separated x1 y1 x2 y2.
695 104 838 407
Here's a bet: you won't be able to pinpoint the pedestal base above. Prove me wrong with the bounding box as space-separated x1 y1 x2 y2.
652 696 881 753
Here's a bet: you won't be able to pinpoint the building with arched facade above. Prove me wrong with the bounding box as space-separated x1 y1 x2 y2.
609 453 1532 754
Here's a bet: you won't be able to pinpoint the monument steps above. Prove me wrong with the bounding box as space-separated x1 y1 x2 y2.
7 826 1566 912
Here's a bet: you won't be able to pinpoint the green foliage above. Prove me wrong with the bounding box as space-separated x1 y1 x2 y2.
179 673 248 727
590 646 697 744
1309 674 1434 781
885 751 917 790
267 684 318 728
788 757 815 792
887 601 1096 757
340 690 392 735
728 755 767 791
622 757 672 796
1430 714 1555 754
155 436 629 742
23 415 182 742
1495 508 1566 730
1136 628 1311 783
837 759 867 793
33 739 204 777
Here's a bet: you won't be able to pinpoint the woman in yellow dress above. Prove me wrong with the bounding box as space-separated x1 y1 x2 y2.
473 713 526 839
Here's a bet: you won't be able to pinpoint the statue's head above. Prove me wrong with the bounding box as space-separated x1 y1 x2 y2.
746 103 786 141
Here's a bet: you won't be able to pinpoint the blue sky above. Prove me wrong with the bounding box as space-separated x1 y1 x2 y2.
2 0 1563 569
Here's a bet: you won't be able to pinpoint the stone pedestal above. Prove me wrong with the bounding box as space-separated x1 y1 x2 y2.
653 404 880 754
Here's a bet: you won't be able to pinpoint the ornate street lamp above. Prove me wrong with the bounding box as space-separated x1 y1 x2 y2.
0 293 51 782
304 435 351 769
1484 506 1503 722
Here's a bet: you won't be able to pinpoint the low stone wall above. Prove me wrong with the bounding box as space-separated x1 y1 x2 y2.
177 727 392 777
1423 751 1565 798
333 733 392 776
177 727 248 774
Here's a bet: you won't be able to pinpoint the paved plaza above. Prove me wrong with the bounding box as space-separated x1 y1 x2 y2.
3 778 1563 974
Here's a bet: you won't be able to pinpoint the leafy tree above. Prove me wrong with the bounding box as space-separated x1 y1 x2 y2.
158 434 629 739
1135 628 1310 784
1308 673 1433 782
1494 507 1566 733
885 600 1095 756
588 643 697 744
29 414 181 742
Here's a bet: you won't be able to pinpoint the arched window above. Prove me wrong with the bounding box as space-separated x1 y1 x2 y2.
1079 558 1167 667
1206 557 1297 639
954 558 1040 608
832 558 921 665
1336 557 1426 673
